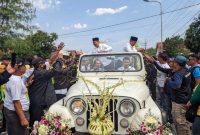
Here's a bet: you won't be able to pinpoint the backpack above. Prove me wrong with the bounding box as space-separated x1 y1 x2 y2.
185 85 200 123
179 68 192 102
170 68 191 104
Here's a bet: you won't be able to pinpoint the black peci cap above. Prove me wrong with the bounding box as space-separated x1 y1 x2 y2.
92 37 99 41
130 36 138 41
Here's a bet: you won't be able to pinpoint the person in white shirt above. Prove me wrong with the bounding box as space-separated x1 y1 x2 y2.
4 60 30 135
91 59 104 71
81 59 91 71
156 53 170 110
124 36 138 52
92 37 112 53
118 57 135 71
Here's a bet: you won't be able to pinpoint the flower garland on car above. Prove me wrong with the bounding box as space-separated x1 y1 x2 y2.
80 75 147 135
127 110 173 135
80 76 127 135
31 112 72 135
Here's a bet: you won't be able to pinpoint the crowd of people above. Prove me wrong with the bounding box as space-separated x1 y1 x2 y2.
144 53 200 135
0 43 79 135
0 35 200 135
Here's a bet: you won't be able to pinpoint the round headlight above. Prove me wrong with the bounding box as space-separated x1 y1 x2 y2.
70 98 85 115
119 99 135 117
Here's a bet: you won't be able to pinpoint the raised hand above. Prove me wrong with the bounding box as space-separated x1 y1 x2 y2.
58 42 65 51
138 48 145 54
143 53 154 63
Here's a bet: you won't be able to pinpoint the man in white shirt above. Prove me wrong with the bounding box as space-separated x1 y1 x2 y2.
4 60 30 135
118 57 135 71
156 53 170 110
124 36 138 52
92 37 112 53
81 59 91 71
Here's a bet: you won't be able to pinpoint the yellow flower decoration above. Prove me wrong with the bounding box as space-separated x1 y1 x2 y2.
145 116 158 125
61 122 66 130
38 125 48 135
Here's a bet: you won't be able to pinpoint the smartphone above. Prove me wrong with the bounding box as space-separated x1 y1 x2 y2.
11 53 17 68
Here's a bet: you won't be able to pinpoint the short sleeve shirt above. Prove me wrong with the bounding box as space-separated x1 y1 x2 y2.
4 75 29 111
193 65 200 79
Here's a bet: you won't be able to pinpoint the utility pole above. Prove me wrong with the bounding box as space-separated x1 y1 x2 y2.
144 40 147 50
143 0 163 52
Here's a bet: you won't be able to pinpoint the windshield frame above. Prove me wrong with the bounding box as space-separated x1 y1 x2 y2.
79 53 143 73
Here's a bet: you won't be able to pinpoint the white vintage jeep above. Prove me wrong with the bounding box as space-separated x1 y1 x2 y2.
49 52 163 135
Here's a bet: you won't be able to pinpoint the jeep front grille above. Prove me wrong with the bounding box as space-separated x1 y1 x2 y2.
86 97 118 132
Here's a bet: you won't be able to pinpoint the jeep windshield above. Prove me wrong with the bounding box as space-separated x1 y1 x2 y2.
80 54 142 72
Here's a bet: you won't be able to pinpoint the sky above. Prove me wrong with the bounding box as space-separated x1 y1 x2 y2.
32 0 200 53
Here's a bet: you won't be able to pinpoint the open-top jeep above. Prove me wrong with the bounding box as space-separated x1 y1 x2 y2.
48 52 163 135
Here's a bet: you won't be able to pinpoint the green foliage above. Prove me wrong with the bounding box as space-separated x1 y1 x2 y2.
185 15 200 54
146 48 156 56
164 35 190 57
27 30 58 58
4 38 32 58
0 0 35 37
0 31 58 59
0 1 58 59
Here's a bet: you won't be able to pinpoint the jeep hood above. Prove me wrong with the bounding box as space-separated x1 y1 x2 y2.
66 78 149 104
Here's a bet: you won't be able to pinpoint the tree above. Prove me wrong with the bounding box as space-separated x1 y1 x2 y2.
146 48 156 56
27 30 58 58
164 36 190 57
185 15 200 54
0 31 58 59
4 37 32 58
0 0 35 38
